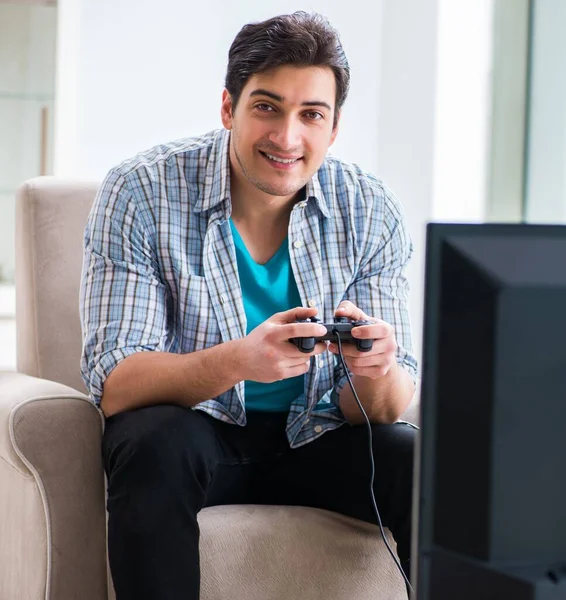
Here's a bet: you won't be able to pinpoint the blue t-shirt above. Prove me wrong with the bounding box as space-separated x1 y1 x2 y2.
229 218 304 412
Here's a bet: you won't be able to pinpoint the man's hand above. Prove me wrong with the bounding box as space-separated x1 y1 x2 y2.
328 300 397 380
238 306 327 383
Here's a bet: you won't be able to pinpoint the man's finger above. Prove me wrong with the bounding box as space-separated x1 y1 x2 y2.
351 321 392 339
275 306 319 324
335 300 369 320
282 321 327 340
327 343 360 357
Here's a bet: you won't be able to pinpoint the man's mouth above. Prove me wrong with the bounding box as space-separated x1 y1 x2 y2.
259 151 303 165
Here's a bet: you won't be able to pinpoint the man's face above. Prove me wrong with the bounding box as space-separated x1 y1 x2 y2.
221 65 340 200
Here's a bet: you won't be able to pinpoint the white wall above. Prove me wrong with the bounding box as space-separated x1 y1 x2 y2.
54 0 494 367
375 0 438 362
54 1 385 179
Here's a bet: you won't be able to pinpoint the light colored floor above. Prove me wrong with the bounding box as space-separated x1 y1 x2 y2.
0 284 16 371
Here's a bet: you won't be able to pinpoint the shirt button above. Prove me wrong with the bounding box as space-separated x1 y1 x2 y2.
318 359 325 368
314 425 323 433
298 201 307 208
304 418 310 424
307 299 317 308
293 240 303 249
220 294 227 304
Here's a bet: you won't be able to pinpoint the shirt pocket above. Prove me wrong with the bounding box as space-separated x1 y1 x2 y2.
173 271 222 352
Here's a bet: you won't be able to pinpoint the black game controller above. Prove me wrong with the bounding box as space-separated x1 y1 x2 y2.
290 317 375 354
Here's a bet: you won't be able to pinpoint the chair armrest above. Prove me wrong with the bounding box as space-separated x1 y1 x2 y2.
0 371 108 600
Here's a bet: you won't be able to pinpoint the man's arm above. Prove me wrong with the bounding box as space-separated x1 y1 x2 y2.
101 306 328 417
81 173 249 417
100 340 244 417
331 182 418 425
338 363 416 425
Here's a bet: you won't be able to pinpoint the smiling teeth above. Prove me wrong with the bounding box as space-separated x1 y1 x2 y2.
265 153 299 164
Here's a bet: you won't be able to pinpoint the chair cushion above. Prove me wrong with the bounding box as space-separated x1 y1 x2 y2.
198 505 406 600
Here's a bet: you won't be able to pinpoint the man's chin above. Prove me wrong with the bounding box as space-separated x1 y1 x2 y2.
250 174 307 198
256 182 304 198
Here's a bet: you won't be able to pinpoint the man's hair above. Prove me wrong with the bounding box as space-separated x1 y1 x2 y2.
225 11 350 128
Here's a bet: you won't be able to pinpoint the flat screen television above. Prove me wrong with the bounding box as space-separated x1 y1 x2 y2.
413 223 566 599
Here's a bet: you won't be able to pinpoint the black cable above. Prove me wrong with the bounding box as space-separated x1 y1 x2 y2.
335 332 414 596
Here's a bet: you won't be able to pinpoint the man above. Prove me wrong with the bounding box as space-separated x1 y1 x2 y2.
80 11 418 600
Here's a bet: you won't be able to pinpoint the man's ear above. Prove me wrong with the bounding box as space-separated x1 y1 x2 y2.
329 110 341 147
221 89 234 130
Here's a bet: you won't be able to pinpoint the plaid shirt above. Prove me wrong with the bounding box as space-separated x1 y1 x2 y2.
80 128 418 448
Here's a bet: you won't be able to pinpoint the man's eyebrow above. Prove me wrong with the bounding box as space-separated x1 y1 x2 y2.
249 89 332 111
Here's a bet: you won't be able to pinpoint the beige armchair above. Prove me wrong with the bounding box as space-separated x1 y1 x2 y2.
0 177 419 600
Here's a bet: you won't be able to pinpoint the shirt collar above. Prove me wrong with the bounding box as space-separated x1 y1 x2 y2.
193 128 231 214
194 127 332 219
305 168 331 218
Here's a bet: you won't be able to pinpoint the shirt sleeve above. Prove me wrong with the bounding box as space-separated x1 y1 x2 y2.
331 182 419 404
79 169 168 405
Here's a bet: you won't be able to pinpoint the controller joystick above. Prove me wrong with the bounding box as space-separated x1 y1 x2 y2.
290 316 375 354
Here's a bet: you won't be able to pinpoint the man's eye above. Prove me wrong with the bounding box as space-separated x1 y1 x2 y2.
305 111 323 121
256 104 274 112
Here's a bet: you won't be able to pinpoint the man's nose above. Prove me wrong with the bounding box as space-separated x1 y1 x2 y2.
268 117 302 152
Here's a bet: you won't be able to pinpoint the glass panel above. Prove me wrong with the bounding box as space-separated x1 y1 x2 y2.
0 97 55 191
524 0 566 224
0 3 57 284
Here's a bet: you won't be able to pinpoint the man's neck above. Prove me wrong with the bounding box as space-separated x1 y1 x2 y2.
230 194 296 228
229 178 303 229
229 182 298 264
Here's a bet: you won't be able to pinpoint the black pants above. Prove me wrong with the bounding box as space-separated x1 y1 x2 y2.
102 405 416 600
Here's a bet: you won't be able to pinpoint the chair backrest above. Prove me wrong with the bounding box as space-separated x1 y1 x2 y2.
15 177 99 395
